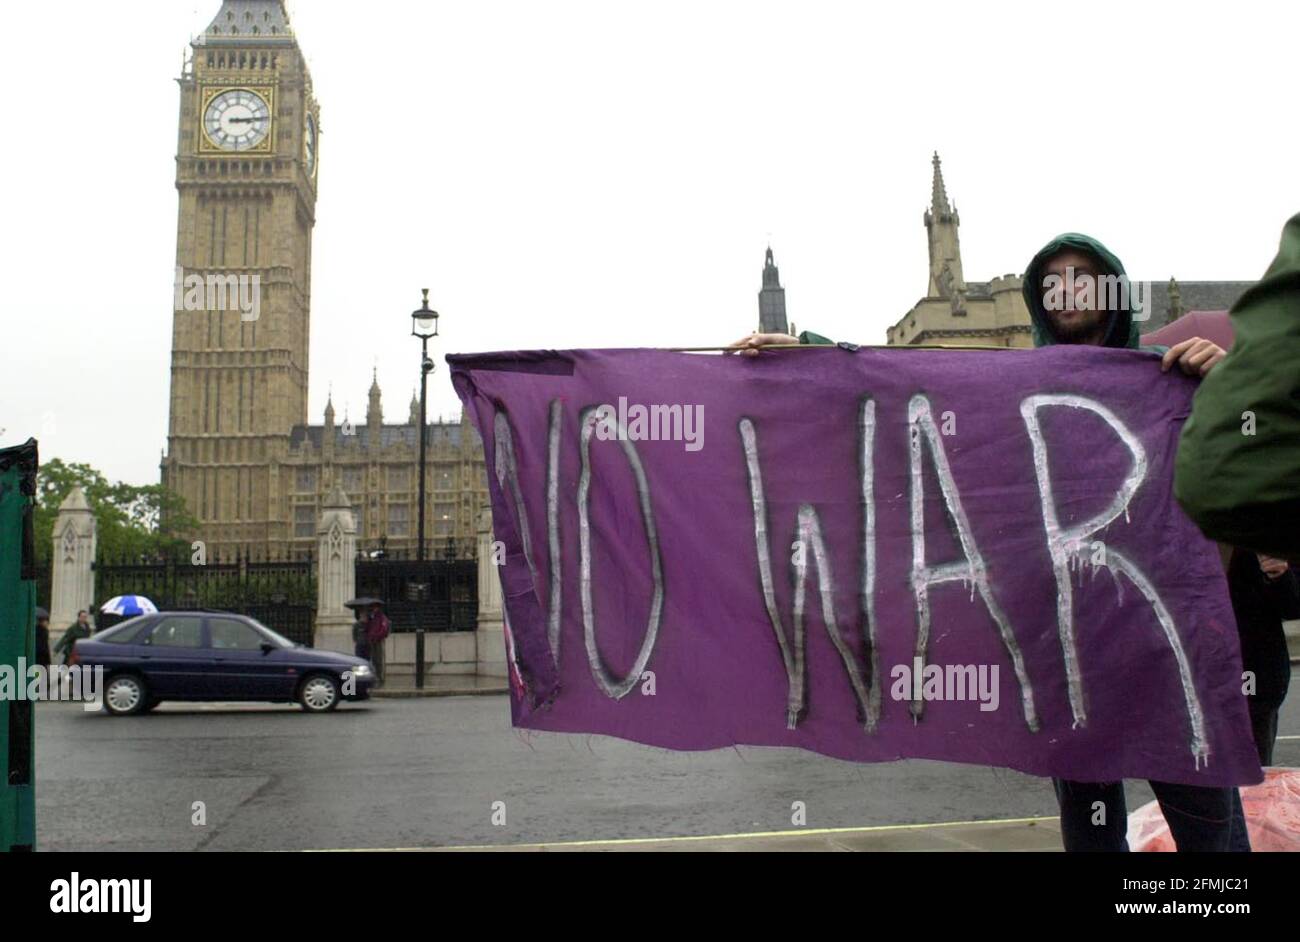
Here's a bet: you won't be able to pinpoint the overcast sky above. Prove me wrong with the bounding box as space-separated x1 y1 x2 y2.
3 0 1297 486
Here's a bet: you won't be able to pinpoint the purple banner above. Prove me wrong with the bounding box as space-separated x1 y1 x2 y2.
449 346 1262 787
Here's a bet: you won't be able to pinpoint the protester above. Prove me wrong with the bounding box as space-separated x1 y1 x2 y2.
34 607 52 670
728 231 1243 852
352 606 372 663
1228 551 1300 765
366 602 391 686
1022 234 1248 852
1175 212 1300 561
54 610 94 666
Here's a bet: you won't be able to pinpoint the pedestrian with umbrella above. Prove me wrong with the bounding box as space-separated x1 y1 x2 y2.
345 597 381 662
366 601 391 687
98 595 158 632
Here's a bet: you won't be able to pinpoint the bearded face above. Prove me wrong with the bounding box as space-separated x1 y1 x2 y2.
1040 249 1114 345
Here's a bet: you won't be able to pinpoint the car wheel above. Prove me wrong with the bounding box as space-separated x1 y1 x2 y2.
104 674 148 716
298 674 340 713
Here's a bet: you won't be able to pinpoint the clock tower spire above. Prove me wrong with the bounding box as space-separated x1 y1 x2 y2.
163 0 321 556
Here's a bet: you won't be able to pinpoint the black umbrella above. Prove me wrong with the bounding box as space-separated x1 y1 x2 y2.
344 597 385 610
35 607 49 620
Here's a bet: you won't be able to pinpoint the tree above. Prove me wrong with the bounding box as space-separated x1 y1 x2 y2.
34 459 198 568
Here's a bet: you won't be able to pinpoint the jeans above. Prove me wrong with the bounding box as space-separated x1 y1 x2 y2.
370 639 386 686
1247 701 1280 766
1053 778 1250 852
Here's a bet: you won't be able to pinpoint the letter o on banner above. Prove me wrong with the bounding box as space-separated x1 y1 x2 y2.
578 406 664 699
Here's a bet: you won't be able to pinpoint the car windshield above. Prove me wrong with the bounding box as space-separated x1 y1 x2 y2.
244 618 298 649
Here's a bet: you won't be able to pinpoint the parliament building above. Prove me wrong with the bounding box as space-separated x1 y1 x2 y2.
160 0 488 560
758 154 1253 347
883 154 1253 347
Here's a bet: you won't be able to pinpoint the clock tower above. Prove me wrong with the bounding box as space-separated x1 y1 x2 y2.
163 0 321 555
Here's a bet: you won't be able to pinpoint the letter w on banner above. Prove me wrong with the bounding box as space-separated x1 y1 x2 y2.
448 346 1261 787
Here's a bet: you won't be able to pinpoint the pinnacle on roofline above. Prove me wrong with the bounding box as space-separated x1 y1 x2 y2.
931 151 952 217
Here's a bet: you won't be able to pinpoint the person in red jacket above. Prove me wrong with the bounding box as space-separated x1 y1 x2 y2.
365 602 391 686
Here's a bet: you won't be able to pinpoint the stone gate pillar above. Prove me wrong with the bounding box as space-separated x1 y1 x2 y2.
476 508 507 678
315 482 357 654
50 486 96 632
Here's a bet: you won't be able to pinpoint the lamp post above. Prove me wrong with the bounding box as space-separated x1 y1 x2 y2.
411 289 440 563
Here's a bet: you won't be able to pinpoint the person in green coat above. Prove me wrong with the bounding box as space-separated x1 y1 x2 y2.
54 610 93 666
1175 212 1300 561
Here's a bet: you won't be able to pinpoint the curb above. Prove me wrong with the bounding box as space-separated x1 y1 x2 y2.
371 686 508 699
311 816 1063 853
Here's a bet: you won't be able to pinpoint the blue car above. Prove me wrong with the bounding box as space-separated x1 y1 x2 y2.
72 611 376 715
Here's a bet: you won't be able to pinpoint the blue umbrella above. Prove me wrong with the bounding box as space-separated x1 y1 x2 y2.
100 595 159 617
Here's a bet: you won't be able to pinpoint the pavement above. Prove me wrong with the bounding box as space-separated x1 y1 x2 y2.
371 674 507 698
416 816 1064 852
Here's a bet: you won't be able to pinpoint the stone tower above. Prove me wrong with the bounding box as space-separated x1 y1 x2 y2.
758 247 789 334
924 152 965 310
163 0 321 555
887 154 1030 348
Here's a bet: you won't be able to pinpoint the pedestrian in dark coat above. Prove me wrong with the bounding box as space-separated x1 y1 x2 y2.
352 608 372 662
34 607 51 670
1229 550 1300 765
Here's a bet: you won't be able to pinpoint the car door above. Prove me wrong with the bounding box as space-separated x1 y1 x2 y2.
205 617 292 700
136 615 209 699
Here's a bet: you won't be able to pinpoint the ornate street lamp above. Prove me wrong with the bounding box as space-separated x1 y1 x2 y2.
411 289 440 563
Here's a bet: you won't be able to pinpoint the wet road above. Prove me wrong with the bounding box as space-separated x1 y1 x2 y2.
34 676 1300 851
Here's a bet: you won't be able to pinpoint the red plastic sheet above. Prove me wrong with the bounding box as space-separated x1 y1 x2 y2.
1128 767 1300 851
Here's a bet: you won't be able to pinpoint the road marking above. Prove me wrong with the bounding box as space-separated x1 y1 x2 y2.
308 814 1060 852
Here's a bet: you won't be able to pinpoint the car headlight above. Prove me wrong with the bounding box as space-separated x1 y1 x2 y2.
351 664 373 676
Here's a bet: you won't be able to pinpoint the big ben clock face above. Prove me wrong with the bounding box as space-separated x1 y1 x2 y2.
304 113 318 177
203 88 273 152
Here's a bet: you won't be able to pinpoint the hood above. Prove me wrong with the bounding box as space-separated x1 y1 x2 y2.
288 647 366 667
1022 232 1140 349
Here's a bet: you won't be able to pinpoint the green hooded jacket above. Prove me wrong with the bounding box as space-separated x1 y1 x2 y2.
1021 232 1141 350
1174 212 1300 560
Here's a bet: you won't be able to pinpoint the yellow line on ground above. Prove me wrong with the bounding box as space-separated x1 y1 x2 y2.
309 814 1059 852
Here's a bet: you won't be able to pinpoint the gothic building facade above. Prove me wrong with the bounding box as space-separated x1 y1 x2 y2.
886 154 1254 347
160 0 487 560
887 154 1032 347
